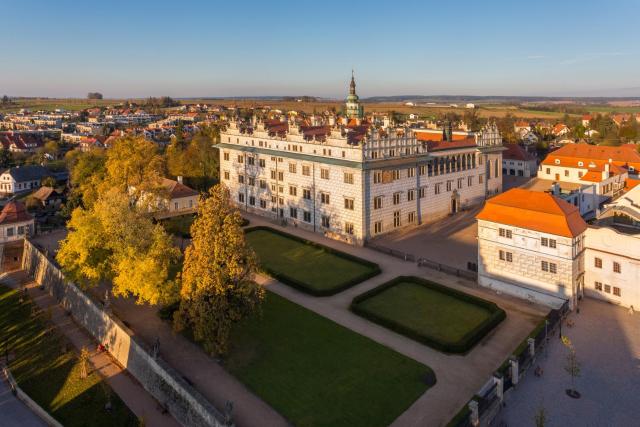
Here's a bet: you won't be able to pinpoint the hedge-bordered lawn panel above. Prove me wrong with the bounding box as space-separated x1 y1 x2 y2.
245 226 380 295
351 276 506 354
225 291 434 427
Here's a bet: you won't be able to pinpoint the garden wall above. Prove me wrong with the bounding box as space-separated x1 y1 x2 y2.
21 239 229 427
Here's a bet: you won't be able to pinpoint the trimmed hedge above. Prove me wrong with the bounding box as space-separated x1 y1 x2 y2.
350 276 506 354
245 226 381 296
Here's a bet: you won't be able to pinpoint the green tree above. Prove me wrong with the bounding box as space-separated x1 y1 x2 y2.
41 176 57 188
174 184 264 355
64 148 107 209
562 336 581 396
0 148 12 168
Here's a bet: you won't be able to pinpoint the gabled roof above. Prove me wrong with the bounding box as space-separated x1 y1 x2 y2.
162 178 198 199
476 188 587 238
0 201 33 225
541 143 640 170
1 165 50 182
503 143 536 161
31 186 61 201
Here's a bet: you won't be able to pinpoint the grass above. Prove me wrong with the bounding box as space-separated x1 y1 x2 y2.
225 291 434 427
0 285 137 427
351 277 506 353
245 227 379 295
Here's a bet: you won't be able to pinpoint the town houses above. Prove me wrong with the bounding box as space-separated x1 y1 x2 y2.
218 75 504 245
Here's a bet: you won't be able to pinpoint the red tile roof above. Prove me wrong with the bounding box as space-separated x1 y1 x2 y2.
503 143 536 161
476 188 587 238
541 144 640 171
0 201 33 225
162 178 198 199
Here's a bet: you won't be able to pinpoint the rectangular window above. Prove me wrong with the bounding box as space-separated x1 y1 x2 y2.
259 158 265 167
248 156 255 166
302 165 311 176
393 211 401 228
613 286 621 297
321 168 330 179
374 196 383 209
249 196 255 206
344 198 354 210
549 239 556 248
278 171 284 181
446 181 452 192
238 175 245 184
435 183 442 195
499 250 505 261
407 189 415 201
238 193 245 203
392 170 400 180
479 174 484 184
303 211 311 222
419 187 426 198
248 177 255 186
419 165 426 176
345 222 354 235
321 193 330 204
604 284 611 294
595 257 602 268
541 261 549 272
237 155 244 163
270 170 277 180
303 189 311 200
407 167 415 178
289 185 297 196
260 199 267 209
223 152 229 161
499 228 512 239
223 171 230 180
393 192 401 205
344 172 354 184
288 163 296 173
321 215 330 228
595 281 603 291
549 263 557 274
259 179 267 189
457 178 464 189
374 221 382 234
468 176 473 186
373 171 383 184
17 226 24 235
613 262 621 273
541 237 548 246
289 207 297 219
408 211 416 223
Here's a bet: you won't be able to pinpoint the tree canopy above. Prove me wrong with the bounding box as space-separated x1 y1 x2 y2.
174 184 264 355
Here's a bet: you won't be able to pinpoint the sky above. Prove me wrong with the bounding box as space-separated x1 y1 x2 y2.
1 0 639 98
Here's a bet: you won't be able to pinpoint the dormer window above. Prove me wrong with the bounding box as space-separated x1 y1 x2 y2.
555 159 560 165
578 161 584 167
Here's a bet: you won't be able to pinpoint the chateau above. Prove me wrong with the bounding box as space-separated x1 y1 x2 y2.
218 75 504 245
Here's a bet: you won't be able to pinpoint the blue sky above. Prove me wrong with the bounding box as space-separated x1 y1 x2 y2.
2 0 639 98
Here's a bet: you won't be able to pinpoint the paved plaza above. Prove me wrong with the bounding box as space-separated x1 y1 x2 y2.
499 298 640 426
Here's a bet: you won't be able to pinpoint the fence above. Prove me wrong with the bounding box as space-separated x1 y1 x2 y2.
448 301 570 427
21 239 230 427
365 242 477 280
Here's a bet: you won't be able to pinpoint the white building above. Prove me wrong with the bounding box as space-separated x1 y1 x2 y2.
218 76 504 245
0 201 35 243
477 188 587 309
502 143 537 177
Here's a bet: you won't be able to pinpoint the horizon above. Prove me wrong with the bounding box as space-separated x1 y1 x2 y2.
2 0 640 98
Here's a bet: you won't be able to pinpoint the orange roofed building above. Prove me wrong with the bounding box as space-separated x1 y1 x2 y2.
476 188 587 309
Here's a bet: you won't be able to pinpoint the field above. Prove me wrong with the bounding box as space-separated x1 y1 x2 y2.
351 277 506 354
225 291 434 427
0 285 137 427
245 226 380 295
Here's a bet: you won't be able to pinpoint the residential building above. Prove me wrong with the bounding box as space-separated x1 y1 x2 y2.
145 178 199 219
0 201 34 243
502 143 537 177
0 165 51 195
476 188 588 309
218 76 504 245
552 123 569 137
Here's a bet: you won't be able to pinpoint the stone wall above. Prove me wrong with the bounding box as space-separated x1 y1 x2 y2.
21 239 229 427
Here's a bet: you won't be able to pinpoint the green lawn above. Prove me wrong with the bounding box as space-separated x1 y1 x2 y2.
0 285 137 427
245 227 380 295
225 291 434 427
351 277 506 353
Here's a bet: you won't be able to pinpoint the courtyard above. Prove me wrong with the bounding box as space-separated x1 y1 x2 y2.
350 277 505 354
225 291 434 427
245 226 380 295
498 298 640 426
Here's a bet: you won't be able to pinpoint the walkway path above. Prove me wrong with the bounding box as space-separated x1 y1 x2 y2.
0 369 46 427
1 270 180 427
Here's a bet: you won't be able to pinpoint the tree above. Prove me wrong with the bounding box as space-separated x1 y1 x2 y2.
0 148 12 168
174 184 264 355
1 95 9 105
56 189 181 305
64 148 107 209
79 346 90 379
41 176 57 188
87 92 103 100
562 336 581 397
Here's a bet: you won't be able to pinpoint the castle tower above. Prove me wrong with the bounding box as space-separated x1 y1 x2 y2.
345 70 364 119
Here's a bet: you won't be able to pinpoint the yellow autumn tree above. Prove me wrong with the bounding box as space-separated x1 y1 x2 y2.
57 188 181 305
174 184 264 355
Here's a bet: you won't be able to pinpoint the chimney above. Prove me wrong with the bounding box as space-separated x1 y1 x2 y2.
177 176 183 184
